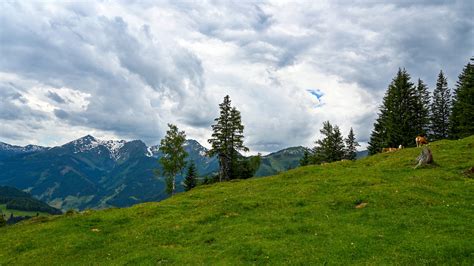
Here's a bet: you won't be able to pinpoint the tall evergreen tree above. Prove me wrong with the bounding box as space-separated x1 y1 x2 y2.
413 79 431 136
332 126 345 161
430 70 451 140
368 68 418 154
208 95 249 181
158 124 188 195
450 58 474 138
312 121 345 163
183 161 197 192
313 121 334 164
344 127 360 160
299 150 311 166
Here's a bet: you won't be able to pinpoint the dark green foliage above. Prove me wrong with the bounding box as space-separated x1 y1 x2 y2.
208 95 249 181
413 79 431 136
299 150 311 166
0 215 5 227
158 124 188 195
0 186 61 215
430 70 451 140
200 174 219 185
368 69 418 154
184 162 198 192
6 198 61 215
450 58 474 139
233 154 261 179
344 128 360 160
312 121 345 163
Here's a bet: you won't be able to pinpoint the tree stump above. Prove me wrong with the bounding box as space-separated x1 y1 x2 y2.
415 147 433 168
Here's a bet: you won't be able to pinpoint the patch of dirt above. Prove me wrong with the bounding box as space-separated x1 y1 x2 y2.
355 202 368 209
463 167 474 178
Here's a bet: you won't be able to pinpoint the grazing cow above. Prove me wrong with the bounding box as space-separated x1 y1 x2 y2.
415 136 428 147
382 147 399 153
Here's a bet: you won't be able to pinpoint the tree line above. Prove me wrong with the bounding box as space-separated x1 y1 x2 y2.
300 122 360 166
157 95 261 195
368 58 474 154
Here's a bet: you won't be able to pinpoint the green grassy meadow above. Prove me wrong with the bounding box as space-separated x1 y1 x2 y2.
0 137 473 264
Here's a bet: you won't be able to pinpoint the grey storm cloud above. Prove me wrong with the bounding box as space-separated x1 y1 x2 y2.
0 1 472 152
47 91 67 104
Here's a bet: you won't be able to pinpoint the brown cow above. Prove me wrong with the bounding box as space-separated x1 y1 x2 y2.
415 136 428 147
382 147 399 153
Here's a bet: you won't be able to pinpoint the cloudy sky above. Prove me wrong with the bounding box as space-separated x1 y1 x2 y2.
0 1 472 153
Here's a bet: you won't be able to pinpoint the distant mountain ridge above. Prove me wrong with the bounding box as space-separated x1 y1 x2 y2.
0 142 47 160
0 185 61 215
0 135 367 211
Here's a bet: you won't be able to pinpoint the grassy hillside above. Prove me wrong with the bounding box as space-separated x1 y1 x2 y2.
0 137 473 264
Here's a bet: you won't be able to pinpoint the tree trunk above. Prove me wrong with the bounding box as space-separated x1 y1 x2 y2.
415 147 433 168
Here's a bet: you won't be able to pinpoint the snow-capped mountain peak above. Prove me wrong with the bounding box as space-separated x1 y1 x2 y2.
68 135 127 160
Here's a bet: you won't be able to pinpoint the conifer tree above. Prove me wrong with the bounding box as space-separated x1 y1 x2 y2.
367 112 388 155
312 121 345 163
332 126 345 161
368 68 418 154
184 161 197 191
430 70 451 140
450 58 474 138
299 150 311 166
158 124 188 195
313 121 334 164
413 79 431 136
208 95 249 181
344 127 360 160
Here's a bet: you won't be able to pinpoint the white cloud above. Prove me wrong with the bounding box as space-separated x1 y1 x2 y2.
0 1 472 153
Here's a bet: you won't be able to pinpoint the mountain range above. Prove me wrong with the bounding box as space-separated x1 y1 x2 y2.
0 136 307 210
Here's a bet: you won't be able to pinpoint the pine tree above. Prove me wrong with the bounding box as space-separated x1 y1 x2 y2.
299 150 311 166
413 79 431 136
158 124 188 195
208 95 249 181
235 154 261 179
344 127 360 160
450 58 474 138
367 112 388 155
184 161 197 191
331 126 345 161
430 70 451 140
312 121 345 163
313 121 334 164
368 68 418 154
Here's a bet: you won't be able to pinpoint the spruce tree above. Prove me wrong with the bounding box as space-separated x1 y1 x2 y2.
430 70 451 140
158 124 188 195
312 121 345 163
299 150 311 166
450 58 474 138
208 95 249 181
313 121 334 164
331 126 345 161
367 112 388 155
368 68 418 154
344 127 360 160
184 161 197 191
413 79 431 136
